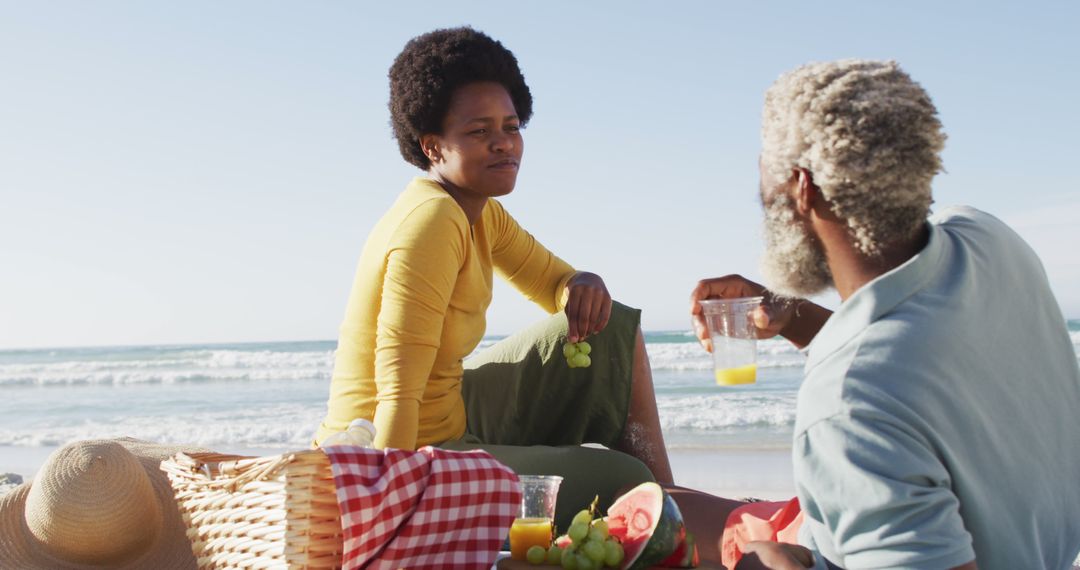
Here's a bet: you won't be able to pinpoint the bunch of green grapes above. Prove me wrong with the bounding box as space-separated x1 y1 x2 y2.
563 341 592 369
526 508 624 569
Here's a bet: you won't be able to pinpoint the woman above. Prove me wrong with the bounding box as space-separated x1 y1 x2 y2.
316 27 672 526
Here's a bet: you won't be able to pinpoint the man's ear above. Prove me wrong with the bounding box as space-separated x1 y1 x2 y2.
793 167 819 216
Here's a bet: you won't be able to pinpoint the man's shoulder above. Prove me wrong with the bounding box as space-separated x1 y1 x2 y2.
930 205 1001 228
796 205 1052 435
796 334 864 434
796 316 942 434
930 205 1029 255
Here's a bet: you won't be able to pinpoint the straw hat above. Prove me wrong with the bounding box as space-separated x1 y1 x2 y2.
0 437 208 569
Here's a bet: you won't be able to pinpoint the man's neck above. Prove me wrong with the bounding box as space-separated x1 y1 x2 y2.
824 224 929 301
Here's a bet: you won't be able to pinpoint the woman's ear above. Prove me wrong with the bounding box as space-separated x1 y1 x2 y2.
420 134 441 164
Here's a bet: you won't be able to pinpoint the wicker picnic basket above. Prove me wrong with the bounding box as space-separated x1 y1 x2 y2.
161 449 344 569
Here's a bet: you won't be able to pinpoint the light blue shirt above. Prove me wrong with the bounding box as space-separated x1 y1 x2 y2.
794 206 1080 569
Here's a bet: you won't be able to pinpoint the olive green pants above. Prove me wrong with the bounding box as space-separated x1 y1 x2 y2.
439 301 654 532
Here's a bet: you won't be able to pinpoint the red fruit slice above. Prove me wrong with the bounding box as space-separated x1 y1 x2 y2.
604 482 686 570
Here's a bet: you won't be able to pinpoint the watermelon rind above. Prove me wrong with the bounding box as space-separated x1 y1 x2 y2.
605 482 686 570
660 531 699 568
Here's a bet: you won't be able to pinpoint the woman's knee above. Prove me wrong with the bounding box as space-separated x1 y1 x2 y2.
600 448 655 486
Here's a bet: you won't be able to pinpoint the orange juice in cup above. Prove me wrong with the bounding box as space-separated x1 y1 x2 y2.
700 297 763 386
509 475 562 561
509 517 553 560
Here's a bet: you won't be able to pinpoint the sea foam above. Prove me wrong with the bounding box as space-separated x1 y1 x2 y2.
2 330 1075 453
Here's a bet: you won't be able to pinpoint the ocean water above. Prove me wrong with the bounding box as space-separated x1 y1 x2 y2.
3 322 1078 455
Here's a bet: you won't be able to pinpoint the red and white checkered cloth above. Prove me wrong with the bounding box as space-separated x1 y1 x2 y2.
323 445 522 570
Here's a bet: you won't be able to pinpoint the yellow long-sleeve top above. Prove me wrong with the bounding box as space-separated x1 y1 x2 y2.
317 178 576 450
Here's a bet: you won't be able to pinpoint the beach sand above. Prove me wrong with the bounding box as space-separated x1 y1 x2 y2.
1 444 794 501
669 448 794 500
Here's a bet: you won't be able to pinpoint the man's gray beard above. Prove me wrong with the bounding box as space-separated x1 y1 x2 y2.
759 193 834 298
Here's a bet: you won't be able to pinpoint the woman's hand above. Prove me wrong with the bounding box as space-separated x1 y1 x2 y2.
690 275 795 353
563 271 612 343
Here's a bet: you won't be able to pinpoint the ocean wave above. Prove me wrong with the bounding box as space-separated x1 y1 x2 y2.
658 392 798 430
4 332 1071 387
0 349 335 386
0 404 324 449
0 392 799 449
0 340 808 385
0 349 333 373
646 340 805 371
0 368 329 386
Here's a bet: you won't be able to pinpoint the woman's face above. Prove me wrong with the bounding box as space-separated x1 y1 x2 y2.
423 81 523 198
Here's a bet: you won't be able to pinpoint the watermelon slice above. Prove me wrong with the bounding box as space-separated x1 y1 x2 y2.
660 531 699 568
604 482 686 570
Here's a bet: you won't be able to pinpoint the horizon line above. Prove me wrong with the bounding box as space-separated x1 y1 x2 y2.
0 329 703 353
4 318 1078 353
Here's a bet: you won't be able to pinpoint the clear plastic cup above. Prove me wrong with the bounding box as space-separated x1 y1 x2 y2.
509 475 562 560
699 297 763 386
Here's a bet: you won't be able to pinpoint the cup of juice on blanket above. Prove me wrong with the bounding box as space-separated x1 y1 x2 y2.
700 297 763 385
510 475 562 560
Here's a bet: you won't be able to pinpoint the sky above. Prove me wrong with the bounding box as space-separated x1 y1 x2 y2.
1 1 1078 349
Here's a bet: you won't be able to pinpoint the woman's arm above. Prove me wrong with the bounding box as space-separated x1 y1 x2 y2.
486 199 576 314
486 200 614 340
372 198 468 450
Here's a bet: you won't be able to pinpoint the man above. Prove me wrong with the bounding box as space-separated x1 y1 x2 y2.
684 60 1080 569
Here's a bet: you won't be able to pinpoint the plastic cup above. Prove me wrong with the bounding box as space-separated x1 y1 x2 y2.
509 475 562 560
699 297 763 386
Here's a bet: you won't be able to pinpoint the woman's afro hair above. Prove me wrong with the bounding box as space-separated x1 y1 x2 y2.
389 27 533 170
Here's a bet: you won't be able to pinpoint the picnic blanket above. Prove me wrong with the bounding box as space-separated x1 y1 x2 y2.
324 445 521 570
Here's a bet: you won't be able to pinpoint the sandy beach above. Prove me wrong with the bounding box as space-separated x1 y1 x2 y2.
668 448 794 500
1 444 795 502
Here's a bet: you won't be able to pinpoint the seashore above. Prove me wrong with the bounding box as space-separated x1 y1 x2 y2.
0 444 795 502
